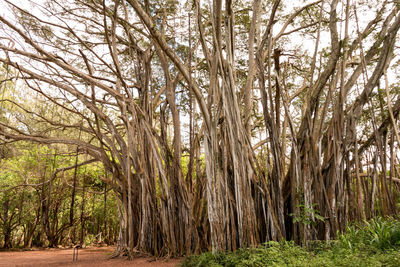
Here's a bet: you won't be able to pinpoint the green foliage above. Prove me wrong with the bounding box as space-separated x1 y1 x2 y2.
0 143 119 248
290 203 325 226
338 217 400 251
182 217 400 267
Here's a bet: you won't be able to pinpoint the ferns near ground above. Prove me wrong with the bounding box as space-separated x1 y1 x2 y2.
182 217 400 267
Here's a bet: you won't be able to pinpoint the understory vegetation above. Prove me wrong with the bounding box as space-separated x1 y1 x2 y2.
182 217 400 266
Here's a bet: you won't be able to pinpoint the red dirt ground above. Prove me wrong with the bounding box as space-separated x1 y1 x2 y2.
0 246 181 267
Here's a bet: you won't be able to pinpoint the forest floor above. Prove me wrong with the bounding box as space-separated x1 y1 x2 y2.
0 246 181 267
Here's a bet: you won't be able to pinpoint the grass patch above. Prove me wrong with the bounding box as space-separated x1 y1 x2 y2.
182 217 400 266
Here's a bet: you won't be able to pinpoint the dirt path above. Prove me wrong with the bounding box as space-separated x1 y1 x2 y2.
0 247 181 267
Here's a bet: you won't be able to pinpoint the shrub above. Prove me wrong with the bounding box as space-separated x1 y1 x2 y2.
337 216 400 251
182 217 400 267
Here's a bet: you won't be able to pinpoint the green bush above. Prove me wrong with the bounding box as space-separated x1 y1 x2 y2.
337 216 400 251
182 217 400 267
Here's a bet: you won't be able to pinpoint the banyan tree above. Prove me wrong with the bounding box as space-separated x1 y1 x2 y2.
0 0 400 257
